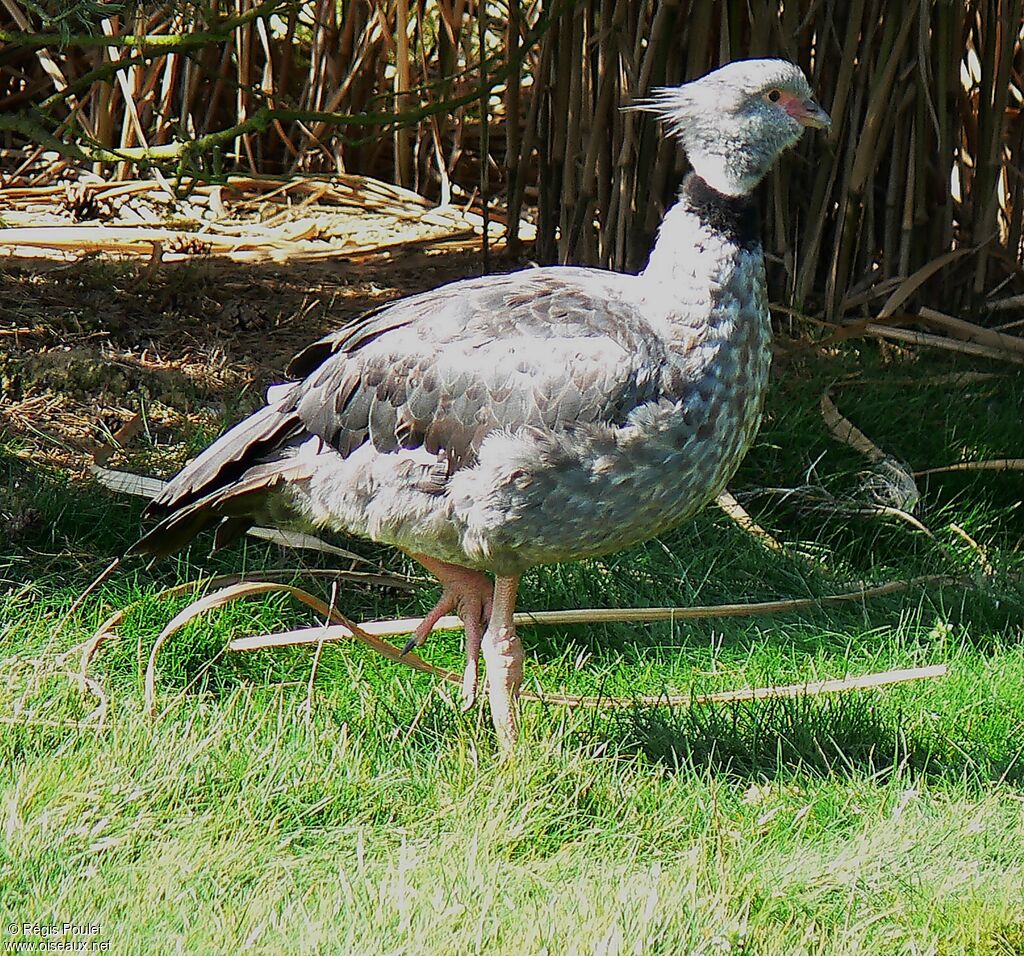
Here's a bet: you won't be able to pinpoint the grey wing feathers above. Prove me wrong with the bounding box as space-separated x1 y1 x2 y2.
284 280 486 380
132 267 668 557
290 269 667 473
145 400 302 514
132 450 311 558
131 400 305 557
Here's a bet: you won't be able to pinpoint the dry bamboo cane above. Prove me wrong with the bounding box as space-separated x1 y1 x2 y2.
478 0 490 271
4 0 1022 317
504 0 523 251
394 0 412 187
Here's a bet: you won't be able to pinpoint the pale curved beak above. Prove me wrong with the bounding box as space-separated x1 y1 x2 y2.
786 97 831 130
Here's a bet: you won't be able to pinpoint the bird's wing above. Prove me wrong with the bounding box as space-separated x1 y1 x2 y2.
140 266 672 541
283 267 669 477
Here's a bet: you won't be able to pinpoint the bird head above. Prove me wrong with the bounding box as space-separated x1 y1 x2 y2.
634 59 830 197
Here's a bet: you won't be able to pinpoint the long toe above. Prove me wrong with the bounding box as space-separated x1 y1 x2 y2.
460 608 486 710
482 576 523 750
401 590 457 655
404 554 492 656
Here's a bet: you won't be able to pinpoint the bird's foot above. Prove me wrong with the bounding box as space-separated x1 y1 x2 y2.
482 577 523 751
400 555 491 710
483 621 523 751
461 616 484 711
400 590 457 655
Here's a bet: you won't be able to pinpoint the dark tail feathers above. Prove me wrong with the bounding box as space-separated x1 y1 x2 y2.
130 402 304 559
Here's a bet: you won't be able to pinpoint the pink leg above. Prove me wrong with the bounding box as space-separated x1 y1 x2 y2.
482 576 523 751
404 553 491 709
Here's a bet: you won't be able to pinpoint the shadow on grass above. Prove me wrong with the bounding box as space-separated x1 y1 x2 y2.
0 445 141 582
606 694 1024 787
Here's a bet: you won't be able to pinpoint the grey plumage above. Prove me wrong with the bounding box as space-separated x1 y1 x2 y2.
136 266 684 567
132 59 830 746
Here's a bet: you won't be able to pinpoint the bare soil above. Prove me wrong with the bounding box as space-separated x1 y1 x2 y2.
0 240 524 478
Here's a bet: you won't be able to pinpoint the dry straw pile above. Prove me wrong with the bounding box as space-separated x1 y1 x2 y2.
1 0 1022 317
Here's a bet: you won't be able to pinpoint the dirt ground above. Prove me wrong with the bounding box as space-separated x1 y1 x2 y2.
1 173 528 490
0 240 523 479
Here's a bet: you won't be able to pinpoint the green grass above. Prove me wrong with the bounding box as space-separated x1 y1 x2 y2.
2 349 1024 955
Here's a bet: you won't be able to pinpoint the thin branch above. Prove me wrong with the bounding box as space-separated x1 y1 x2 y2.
0 1 295 51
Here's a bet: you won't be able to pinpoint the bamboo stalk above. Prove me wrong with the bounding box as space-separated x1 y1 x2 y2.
918 306 1024 355
916 459 1024 477
394 0 412 187
504 0 522 250
477 0 490 270
864 322 1024 365
2 0 1021 327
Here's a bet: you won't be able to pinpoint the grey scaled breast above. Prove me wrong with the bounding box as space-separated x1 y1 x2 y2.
134 58 830 588
131 56 832 749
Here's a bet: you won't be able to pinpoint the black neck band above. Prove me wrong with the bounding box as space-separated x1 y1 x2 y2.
681 173 760 252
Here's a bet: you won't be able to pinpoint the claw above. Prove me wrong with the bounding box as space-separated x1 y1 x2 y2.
400 635 420 656
461 660 478 710
400 553 495 720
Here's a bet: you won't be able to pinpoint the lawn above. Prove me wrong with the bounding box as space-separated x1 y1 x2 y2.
2 290 1023 953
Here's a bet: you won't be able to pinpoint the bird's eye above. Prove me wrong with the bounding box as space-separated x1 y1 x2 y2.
766 89 782 103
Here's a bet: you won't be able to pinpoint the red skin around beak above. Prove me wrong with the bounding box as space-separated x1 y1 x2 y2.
781 93 831 130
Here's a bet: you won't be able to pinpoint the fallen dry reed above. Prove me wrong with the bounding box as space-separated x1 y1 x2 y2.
2 1 1022 318
73 568 956 719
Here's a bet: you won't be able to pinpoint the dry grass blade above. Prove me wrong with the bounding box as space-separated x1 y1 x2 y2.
91 464 168 499
228 574 961 651
820 388 925 522
76 571 957 720
918 307 1024 357
304 580 339 722
876 249 972 319
47 556 120 652
224 578 954 709
863 505 935 539
243 528 375 564
820 390 887 463
74 673 109 727
91 412 143 467
529 664 949 708
864 324 1024 366
0 716 108 730
78 606 131 679
77 568 416 685
144 579 354 716
916 459 1024 477
233 610 950 708
90 464 381 567
947 522 995 577
715 490 785 553
238 622 461 683
987 294 1024 315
